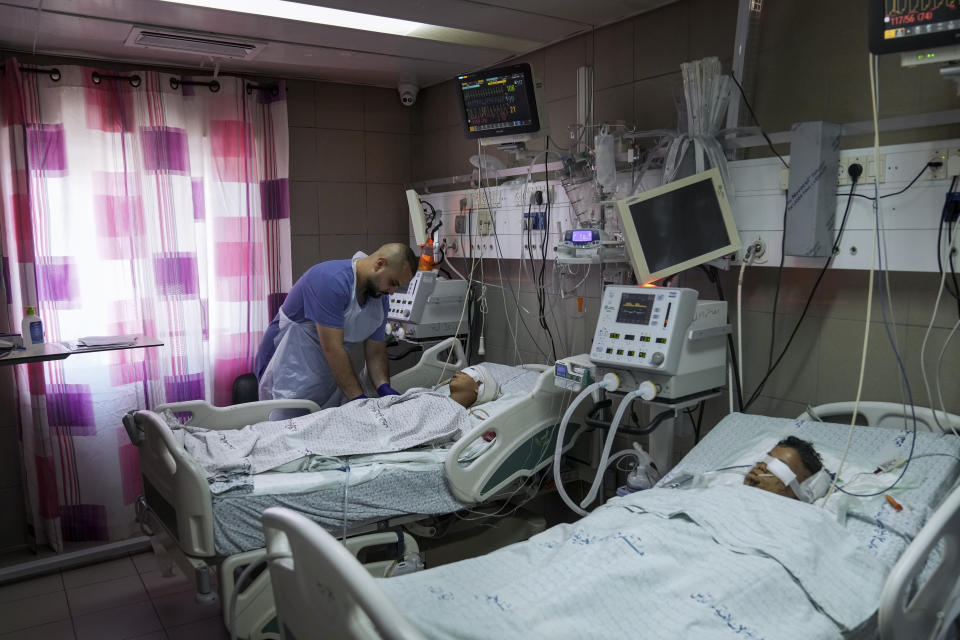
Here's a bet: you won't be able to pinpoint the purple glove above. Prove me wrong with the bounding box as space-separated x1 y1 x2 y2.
351 393 368 402
377 383 400 397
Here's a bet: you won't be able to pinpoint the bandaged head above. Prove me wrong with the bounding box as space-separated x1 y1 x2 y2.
760 455 832 503
460 365 499 405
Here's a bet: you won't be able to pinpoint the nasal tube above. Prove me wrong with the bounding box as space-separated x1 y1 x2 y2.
553 373 620 516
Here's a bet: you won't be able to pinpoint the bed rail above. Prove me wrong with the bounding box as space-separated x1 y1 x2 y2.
126 399 322 558
879 481 960 640
391 337 466 391
263 507 427 640
445 367 583 503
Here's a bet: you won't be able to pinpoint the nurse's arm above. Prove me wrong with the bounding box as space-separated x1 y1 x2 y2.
364 339 390 389
316 324 364 399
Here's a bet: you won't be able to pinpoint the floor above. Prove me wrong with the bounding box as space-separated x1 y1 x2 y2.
0 551 228 640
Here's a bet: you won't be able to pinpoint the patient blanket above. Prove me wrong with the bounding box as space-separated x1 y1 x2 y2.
380 485 888 639
173 389 469 493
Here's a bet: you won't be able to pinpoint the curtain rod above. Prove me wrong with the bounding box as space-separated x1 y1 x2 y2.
1 63 272 95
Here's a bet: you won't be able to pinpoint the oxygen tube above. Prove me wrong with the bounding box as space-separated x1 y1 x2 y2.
579 380 658 508
553 373 621 516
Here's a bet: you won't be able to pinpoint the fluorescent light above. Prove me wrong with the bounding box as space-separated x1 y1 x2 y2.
159 0 421 35
156 0 540 52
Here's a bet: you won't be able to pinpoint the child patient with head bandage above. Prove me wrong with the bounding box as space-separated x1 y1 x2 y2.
441 365 500 408
674 436 832 503
742 436 832 503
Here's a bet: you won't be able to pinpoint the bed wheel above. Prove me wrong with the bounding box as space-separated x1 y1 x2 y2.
195 590 218 605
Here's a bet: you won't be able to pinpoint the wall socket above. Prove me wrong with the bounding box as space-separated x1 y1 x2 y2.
837 153 886 186
476 208 494 236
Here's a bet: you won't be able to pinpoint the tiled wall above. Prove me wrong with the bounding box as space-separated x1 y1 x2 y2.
285 80 414 279
407 0 960 442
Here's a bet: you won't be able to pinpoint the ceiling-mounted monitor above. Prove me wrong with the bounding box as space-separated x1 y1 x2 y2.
869 1 960 65
457 63 545 146
616 168 741 285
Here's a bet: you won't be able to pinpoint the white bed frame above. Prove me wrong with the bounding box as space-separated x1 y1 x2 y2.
800 402 960 640
124 338 583 639
255 402 960 640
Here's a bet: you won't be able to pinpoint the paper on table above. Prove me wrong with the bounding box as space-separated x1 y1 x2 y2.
77 335 138 347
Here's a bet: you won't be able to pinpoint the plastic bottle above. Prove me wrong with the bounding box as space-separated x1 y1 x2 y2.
22 306 44 345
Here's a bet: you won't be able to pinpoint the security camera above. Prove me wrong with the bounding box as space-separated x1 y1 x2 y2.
398 82 418 107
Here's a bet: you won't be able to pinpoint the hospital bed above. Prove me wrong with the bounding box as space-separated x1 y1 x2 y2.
122 338 583 639
262 409 960 640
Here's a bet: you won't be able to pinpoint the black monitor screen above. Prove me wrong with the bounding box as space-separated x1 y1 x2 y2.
627 178 731 275
869 1 960 54
616 293 656 325
458 63 540 140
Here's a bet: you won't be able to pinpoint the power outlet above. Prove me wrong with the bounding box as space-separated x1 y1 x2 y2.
454 215 466 234
947 149 960 178
476 208 494 236
838 154 885 186
929 148 948 180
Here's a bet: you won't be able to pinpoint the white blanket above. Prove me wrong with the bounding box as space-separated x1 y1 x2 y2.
379 485 887 639
173 389 470 493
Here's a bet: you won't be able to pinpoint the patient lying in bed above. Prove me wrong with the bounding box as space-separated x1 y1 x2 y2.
677 436 832 503
170 365 499 492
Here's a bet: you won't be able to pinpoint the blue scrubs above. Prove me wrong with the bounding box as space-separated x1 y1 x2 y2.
255 258 389 379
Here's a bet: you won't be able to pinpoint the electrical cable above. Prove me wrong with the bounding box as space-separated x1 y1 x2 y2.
700 265 744 411
768 190 789 371
730 74 788 169
920 270 952 434
935 318 960 430
823 53 889 504
744 172 861 412
843 161 936 201
736 245 756 396
937 176 960 307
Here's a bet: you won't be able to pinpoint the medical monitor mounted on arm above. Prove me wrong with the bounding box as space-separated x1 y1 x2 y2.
406 189 427 246
868 0 960 65
457 63 544 147
616 168 740 284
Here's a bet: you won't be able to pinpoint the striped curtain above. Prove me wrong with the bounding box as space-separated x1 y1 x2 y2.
0 60 291 551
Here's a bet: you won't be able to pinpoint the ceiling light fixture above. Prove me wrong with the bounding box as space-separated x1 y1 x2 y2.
156 0 540 52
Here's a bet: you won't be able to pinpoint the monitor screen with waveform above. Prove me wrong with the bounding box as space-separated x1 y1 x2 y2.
870 0 960 54
457 63 541 141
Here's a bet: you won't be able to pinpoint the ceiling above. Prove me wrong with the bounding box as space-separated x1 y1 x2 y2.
0 0 676 89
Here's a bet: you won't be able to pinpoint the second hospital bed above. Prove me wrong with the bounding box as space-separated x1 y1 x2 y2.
263 410 960 640
123 338 583 639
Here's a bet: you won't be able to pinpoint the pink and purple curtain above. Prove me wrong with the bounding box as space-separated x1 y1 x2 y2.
0 60 291 551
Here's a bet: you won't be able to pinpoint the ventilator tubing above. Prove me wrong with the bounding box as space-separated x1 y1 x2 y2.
552 374 620 517
580 387 646 508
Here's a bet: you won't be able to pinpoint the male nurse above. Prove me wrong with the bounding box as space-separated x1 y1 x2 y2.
255 243 418 408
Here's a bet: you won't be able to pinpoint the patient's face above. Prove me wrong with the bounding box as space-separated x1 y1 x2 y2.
743 446 810 499
448 371 480 404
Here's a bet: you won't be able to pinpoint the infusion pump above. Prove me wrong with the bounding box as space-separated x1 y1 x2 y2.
386 271 468 340
589 286 729 400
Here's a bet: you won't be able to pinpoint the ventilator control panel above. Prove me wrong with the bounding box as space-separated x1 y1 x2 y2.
590 286 698 375
387 271 469 340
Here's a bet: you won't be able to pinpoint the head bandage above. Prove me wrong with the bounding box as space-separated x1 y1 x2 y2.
460 365 499 405
760 455 831 503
